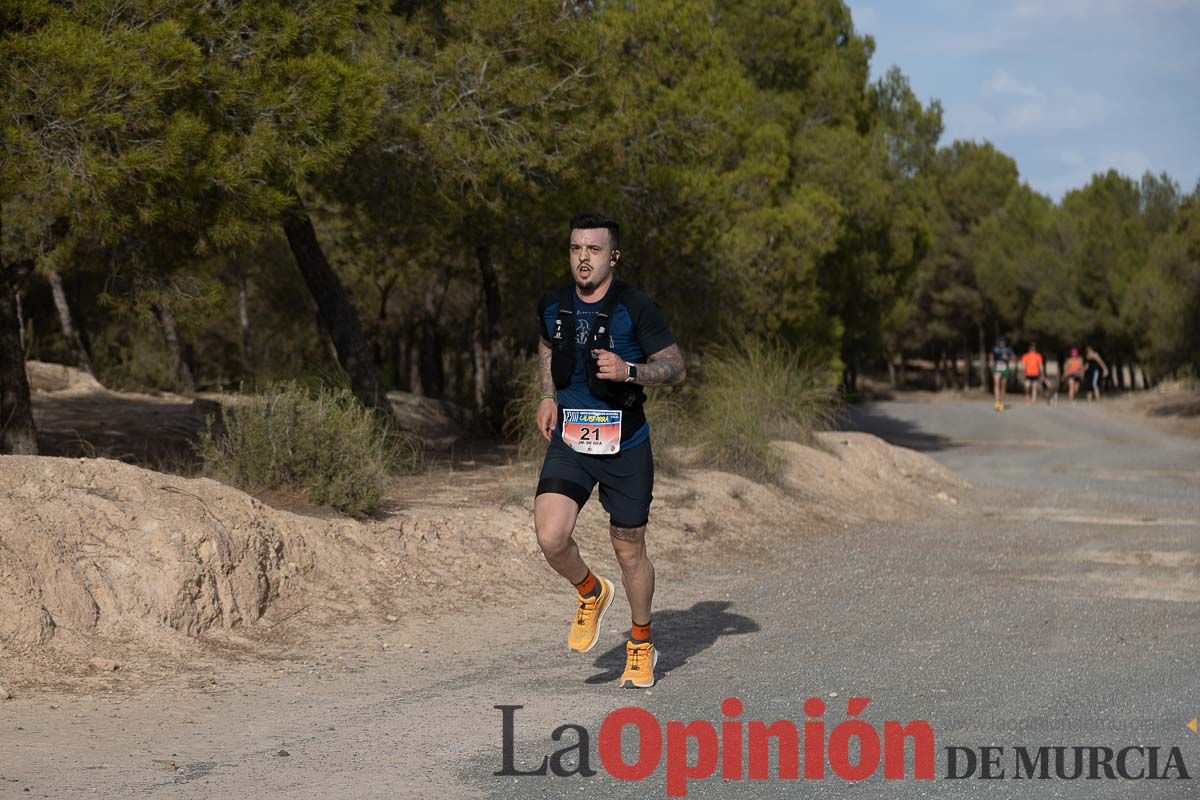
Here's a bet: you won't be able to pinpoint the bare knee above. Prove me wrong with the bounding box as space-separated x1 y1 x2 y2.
536 522 572 559
610 524 648 569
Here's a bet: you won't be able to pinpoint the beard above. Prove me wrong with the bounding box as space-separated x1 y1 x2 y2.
574 266 602 289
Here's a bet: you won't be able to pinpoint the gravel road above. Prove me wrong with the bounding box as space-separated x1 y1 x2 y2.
3 397 1197 799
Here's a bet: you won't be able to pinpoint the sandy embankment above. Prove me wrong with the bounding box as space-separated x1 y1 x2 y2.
1 362 966 692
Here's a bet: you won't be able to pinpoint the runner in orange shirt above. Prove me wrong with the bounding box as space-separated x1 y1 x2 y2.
1064 347 1085 402
1019 343 1044 405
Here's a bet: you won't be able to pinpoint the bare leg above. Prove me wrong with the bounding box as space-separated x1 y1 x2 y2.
534 493 588 585
610 524 654 626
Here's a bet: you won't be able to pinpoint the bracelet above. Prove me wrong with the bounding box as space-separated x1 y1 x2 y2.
538 393 556 402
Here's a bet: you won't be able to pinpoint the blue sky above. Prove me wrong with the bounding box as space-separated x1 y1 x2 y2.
844 0 1200 200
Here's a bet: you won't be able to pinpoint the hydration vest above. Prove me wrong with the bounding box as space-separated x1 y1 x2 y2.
548 281 647 440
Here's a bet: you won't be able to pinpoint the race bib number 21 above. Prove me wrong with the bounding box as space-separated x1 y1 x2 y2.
562 409 622 455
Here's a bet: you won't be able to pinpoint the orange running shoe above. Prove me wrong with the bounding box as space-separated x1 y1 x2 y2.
567 575 614 653
619 640 659 688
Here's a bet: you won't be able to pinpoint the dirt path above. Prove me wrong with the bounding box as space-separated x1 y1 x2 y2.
3 396 1198 798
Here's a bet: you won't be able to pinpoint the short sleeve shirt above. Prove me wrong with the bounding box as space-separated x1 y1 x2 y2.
1020 352 1044 376
537 284 675 448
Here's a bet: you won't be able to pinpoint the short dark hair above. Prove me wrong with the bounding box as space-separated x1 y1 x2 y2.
569 211 620 250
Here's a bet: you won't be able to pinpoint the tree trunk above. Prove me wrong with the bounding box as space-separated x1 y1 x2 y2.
315 312 340 364
1 261 38 454
406 320 421 395
48 270 93 374
962 335 972 389
978 323 987 394
154 304 195 393
282 205 387 412
15 289 26 354
418 286 444 398
396 326 410 391
372 277 395 380
453 337 467 404
475 241 503 421
237 274 252 372
472 308 487 414
886 354 896 388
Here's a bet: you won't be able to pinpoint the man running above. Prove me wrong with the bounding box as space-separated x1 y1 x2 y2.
533 212 686 689
1020 343 1044 405
1084 345 1109 401
989 336 1015 411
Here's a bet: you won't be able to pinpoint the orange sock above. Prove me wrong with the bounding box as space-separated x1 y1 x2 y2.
574 570 598 598
631 620 652 643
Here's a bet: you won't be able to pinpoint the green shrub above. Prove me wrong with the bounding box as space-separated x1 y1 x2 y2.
91 324 185 393
198 383 422 516
692 338 838 483
503 355 550 460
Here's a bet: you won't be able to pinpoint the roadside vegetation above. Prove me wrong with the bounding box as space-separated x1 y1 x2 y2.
4 1 1196 458
198 383 422 516
691 340 838 483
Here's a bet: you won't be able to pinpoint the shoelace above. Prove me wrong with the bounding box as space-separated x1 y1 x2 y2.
625 645 646 671
575 596 598 626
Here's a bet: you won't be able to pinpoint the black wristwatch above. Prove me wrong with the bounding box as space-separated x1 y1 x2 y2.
624 363 638 383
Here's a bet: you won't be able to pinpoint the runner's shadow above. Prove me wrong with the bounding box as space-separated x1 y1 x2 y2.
585 600 759 685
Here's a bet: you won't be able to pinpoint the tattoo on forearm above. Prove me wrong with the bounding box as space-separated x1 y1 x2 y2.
538 339 555 395
637 344 686 386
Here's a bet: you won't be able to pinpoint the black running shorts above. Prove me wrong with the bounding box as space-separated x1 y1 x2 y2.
536 436 654 529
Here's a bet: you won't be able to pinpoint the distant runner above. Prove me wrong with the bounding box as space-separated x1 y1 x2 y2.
989 336 1015 411
1020 343 1044 405
1064 347 1084 402
533 212 686 689
1084 345 1109 401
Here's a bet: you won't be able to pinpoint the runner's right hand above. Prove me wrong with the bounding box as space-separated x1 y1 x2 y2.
537 397 557 441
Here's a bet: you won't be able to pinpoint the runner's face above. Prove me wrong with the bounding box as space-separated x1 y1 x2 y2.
569 228 618 291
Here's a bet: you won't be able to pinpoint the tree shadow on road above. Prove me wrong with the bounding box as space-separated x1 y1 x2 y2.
841 403 956 452
584 600 759 685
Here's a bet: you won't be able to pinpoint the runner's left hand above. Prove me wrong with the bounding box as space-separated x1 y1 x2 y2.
592 348 629 382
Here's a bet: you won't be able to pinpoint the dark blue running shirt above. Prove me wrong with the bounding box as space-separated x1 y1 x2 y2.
538 284 675 448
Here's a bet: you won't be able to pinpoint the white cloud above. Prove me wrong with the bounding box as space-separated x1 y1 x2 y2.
1013 0 1188 18
982 76 1110 135
1002 103 1045 132
987 70 1044 100
1100 149 1152 178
